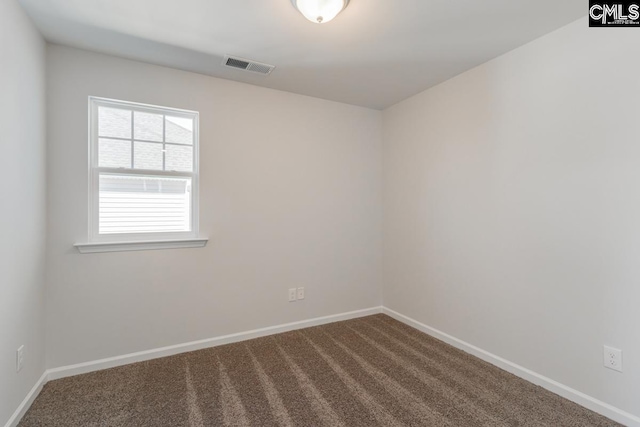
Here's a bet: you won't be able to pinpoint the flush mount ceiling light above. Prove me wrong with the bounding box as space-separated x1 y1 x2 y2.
291 0 350 24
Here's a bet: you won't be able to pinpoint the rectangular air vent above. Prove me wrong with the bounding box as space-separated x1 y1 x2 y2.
223 55 275 75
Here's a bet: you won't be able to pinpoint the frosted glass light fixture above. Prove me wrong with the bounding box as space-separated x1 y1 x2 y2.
291 0 350 24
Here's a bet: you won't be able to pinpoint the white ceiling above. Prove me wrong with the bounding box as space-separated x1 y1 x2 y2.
19 0 585 110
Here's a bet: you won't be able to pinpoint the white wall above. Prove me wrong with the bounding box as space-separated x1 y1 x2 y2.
383 19 640 418
45 45 382 368
0 1 47 425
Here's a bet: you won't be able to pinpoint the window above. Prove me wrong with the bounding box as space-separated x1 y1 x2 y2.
86 97 201 249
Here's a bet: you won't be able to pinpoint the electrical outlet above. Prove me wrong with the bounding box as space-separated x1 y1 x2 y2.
297 287 305 300
603 346 623 372
288 288 297 302
16 345 24 373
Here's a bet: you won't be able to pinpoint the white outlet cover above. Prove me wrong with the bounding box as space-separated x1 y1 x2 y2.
288 288 297 302
16 345 24 372
603 345 623 373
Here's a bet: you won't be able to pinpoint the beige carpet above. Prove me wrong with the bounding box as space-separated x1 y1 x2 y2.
20 314 620 426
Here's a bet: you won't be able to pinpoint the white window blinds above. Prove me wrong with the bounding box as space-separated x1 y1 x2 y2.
98 175 192 234
89 97 199 242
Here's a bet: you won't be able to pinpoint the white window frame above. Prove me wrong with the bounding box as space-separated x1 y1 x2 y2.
84 97 202 249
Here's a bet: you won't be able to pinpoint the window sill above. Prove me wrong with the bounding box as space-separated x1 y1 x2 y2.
74 238 208 254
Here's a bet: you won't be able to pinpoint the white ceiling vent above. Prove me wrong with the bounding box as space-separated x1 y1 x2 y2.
223 55 275 75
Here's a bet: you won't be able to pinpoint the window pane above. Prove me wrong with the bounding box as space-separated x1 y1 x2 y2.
134 141 163 170
99 174 191 234
165 145 193 172
99 107 131 139
134 111 163 142
165 116 193 145
98 138 131 168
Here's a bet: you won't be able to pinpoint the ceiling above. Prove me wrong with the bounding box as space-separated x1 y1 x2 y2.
19 0 585 110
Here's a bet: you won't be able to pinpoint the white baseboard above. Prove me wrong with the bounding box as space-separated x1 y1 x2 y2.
9 306 636 427
382 307 640 427
4 306 381 427
47 306 383 381
3 371 48 427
